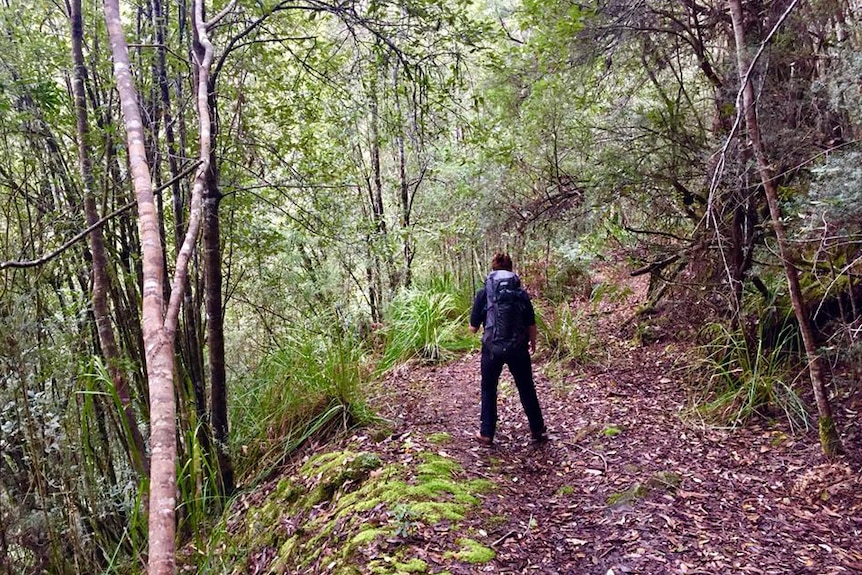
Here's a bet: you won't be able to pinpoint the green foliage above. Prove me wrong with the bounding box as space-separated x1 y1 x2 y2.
378 286 476 372
230 331 372 480
692 323 810 432
537 302 594 365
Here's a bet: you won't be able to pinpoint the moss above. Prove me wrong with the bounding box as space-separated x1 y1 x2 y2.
602 425 622 436
556 485 575 496
408 501 466 523
465 479 495 494
426 432 452 445
416 453 462 478
393 558 428 573
818 416 843 457
206 449 498 574
487 514 508 528
606 482 648 506
303 451 383 507
275 478 302 502
350 527 386 546
269 536 299 572
448 538 495 564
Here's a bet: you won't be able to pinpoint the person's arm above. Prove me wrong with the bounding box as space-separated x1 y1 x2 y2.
469 289 486 333
524 293 537 354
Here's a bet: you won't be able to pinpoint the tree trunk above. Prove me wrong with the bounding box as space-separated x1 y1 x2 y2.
203 146 234 495
727 0 843 456
104 0 177 571
196 3 235 497
105 0 215 570
71 0 148 477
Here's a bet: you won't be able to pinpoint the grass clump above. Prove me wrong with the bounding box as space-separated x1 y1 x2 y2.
379 287 475 372
230 330 372 480
693 322 810 432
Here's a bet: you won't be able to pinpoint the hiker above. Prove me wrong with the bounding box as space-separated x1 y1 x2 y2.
469 253 547 446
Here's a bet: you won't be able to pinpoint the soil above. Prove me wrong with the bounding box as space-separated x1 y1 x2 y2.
365 271 862 574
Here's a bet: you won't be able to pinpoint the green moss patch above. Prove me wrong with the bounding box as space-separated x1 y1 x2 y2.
447 538 496 564
210 448 497 574
425 432 452 445
556 485 575 496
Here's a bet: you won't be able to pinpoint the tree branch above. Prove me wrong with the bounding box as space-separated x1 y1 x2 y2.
0 161 201 271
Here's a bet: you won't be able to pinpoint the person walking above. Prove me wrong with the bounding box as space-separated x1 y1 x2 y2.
469 253 547 446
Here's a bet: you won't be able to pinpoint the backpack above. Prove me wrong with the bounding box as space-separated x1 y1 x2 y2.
482 270 526 355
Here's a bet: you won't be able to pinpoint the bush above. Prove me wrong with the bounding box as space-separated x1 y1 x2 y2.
378 287 476 372
692 322 810 432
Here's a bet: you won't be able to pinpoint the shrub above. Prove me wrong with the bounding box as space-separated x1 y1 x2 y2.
378 287 476 372
692 322 810 432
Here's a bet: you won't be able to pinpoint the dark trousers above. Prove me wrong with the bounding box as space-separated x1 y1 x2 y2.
480 344 545 439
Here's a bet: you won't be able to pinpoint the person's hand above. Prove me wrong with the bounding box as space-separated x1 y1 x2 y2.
469 325 478 334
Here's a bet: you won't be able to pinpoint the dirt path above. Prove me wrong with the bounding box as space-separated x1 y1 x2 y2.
371 278 862 574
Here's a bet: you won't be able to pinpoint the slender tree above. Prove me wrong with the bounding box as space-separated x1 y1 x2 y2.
104 0 220 570
727 0 842 456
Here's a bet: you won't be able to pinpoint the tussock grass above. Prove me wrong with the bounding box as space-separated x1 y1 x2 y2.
693 322 810 432
230 331 372 483
378 287 476 373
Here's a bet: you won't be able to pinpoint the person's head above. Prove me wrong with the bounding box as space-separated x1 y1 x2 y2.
491 252 513 271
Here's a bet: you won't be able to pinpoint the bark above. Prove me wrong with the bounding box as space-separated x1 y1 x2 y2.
105 0 212 570
202 136 234 495
727 0 843 456
192 0 235 497
71 0 148 477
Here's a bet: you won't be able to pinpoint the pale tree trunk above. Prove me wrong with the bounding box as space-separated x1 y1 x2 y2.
197 5 235 495
727 0 843 456
104 0 218 571
71 0 149 478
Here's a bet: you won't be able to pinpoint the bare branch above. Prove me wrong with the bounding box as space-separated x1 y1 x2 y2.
0 161 201 271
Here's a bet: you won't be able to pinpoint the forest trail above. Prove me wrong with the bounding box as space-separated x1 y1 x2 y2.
369 272 862 575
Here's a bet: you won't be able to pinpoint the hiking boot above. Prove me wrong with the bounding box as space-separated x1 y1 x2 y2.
530 426 548 444
476 435 494 447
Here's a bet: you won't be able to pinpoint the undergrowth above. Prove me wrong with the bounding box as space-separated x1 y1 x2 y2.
230 330 373 483
537 302 595 364
691 322 810 432
378 284 476 373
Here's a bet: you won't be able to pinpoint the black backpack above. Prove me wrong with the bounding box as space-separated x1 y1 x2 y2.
482 270 526 355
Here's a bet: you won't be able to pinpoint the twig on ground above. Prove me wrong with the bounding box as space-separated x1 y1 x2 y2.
491 529 517 547
564 441 609 475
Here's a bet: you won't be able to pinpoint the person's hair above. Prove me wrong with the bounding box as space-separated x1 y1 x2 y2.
491 252 513 271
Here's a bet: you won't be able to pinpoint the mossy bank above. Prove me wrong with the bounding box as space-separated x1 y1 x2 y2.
188 435 497 574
